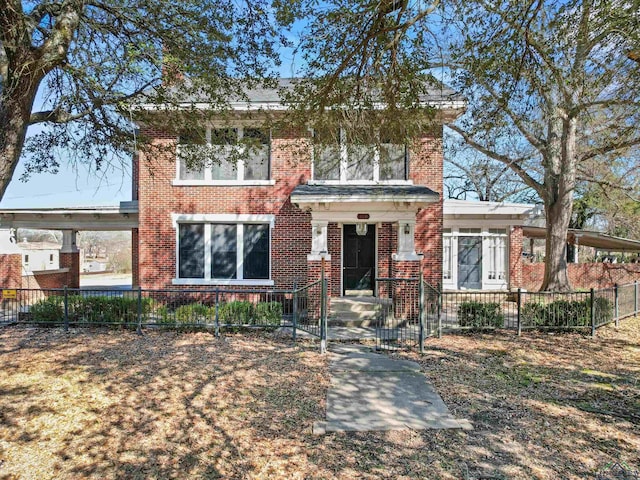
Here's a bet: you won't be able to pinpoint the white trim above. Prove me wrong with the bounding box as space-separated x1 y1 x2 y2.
172 278 275 286
173 216 274 282
306 180 413 186
171 213 275 228
307 253 331 261
172 180 275 187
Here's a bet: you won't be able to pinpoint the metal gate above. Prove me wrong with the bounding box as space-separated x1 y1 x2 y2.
373 275 440 351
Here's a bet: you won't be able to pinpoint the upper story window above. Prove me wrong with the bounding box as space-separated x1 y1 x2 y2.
312 128 408 183
176 127 271 185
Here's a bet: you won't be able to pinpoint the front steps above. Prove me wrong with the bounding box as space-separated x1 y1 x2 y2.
329 296 392 328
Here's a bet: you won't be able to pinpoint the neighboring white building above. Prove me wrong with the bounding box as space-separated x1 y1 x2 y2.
442 200 534 290
18 239 61 273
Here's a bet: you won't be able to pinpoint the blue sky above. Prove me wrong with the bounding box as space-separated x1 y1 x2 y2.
0 157 132 209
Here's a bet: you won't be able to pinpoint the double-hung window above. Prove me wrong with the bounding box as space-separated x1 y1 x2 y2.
177 127 271 184
312 128 408 183
487 228 507 281
174 215 273 284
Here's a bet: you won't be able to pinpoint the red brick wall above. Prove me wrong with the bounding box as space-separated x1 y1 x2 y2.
522 263 640 291
131 228 140 287
0 254 22 288
137 126 312 289
411 129 443 287
22 271 70 290
136 125 445 292
59 252 80 288
509 226 523 289
327 223 341 296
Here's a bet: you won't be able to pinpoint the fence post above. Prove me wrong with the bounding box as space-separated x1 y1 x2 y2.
418 273 425 354
292 282 298 343
517 288 522 336
214 288 220 338
437 283 442 339
635 280 638 316
614 284 619 327
590 288 596 338
136 286 143 335
63 285 69 332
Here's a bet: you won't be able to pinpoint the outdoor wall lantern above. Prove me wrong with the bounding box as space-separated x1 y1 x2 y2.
404 223 411 235
356 223 368 236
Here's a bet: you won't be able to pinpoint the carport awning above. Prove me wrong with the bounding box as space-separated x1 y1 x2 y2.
522 226 640 252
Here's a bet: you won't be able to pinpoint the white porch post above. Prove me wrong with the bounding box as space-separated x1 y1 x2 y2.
308 220 330 260
393 219 421 261
61 230 79 253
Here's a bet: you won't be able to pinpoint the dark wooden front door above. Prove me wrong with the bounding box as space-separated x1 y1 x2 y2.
343 224 375 293
458 236 482 289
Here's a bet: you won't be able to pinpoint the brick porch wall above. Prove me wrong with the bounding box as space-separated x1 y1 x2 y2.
509 226 523 289
0 254 22 288
22 270 70 290
522 263 640 291
59 252 80 288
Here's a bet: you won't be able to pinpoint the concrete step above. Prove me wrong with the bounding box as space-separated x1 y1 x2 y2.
329 296 393 328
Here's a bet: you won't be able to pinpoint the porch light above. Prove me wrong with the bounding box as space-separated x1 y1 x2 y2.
356 223 368 236
316 225 323 235
404 223 411 235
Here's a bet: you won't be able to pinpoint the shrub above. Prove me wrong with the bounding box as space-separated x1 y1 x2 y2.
218 301 254 325
29 296 64 324
521 297 613 328
28 294 152 328
457 301 504 328
174 303 211 325
255 301 283 326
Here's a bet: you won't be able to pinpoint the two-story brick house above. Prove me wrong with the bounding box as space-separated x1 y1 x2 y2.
133 79 465 297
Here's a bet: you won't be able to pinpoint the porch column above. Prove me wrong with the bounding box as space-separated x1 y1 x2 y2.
60 229 80 289
509 226 523 290
307 220 331 312
132 228 140 288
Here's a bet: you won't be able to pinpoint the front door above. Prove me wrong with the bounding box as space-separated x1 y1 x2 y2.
343 224 375 294
458 236 482 289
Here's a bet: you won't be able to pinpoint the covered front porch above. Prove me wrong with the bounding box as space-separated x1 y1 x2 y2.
291 184 440 299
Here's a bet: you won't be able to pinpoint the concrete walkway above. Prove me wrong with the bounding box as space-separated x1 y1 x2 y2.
313 344 472 434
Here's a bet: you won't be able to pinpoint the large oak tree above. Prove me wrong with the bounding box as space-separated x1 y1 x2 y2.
0 0 284 199
445 0 640 291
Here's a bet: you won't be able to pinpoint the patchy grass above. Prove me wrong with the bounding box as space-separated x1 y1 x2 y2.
0 318 639 479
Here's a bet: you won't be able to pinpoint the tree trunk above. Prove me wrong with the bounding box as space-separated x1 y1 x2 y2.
541 198 572 291
0 78 39 201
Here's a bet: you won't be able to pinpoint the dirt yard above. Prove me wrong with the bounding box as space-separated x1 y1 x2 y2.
0 319 638 479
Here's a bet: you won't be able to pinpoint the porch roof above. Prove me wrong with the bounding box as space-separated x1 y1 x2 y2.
290 184 439 206
523 226 640 252
0 202 139 231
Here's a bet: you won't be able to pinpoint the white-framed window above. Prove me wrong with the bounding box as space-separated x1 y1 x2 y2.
176 127 271 185
312 128 408 183
487 229 507 281
173 214 274 285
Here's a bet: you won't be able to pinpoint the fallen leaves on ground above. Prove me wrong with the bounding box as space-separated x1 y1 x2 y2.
0 318 639 479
